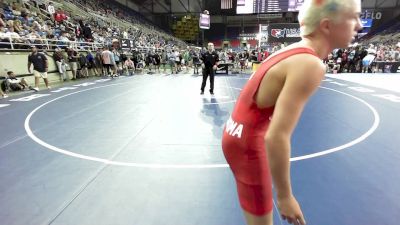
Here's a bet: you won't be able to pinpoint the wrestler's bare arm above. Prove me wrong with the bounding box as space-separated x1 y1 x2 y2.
264 54 325 198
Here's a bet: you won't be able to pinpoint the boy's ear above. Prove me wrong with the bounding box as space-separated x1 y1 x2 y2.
319 18 331 36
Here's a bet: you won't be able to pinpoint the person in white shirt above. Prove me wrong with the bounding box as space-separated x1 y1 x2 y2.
47 2 55 15
5 27 21 40
32 21 42 31
0 26 12 48
101 47 114 76
4 27 24 47
174 49 181 72
5 71 30 91
362 49 376 73
124 57 135 76
27 30 41 43
122 30 128 39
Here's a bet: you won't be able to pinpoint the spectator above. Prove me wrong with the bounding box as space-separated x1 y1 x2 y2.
82 24 92 41
86 50 98 76
58 32 70 47
31 20 41 32
145 51 153 73
53 47 68 81
0 26 11 48
112 48 120 68
124 57 134 76
27 45 50 91
27 30 43 48
5 27 23 46
153 51 160 73
192 49 200 74
54 8 66 25
167 49 176 74
78 51 89 78
101 46 113 76
12 20 23 33
362 49 376 73
122 29 128 39
94 48 103 76
4 71 30 91
47 2 55 16
67 46 79 80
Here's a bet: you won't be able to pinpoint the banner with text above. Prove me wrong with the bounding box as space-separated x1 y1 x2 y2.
267 23 301 43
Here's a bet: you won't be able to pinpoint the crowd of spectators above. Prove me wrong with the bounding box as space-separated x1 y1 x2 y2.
324 40 400 74
323 19 400 74
0 0 191 97
0 0 186 50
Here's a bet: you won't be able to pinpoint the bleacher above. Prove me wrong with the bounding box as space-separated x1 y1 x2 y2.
361 16 400 44
0 0 187 50
0 0 192 96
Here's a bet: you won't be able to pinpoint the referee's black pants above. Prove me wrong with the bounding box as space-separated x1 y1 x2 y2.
201 67 214 93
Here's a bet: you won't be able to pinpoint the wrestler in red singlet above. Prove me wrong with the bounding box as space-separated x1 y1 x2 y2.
222 48 318 216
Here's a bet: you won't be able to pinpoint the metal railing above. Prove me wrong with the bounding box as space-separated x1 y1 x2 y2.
0 36 104 50
0 36 174 53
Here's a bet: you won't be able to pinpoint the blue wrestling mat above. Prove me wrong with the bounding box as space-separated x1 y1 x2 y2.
0 73 399 225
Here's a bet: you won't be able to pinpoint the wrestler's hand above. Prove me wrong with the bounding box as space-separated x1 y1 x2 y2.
277 195 306 225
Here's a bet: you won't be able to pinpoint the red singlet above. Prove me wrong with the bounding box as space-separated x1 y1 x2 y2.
222 47 317 215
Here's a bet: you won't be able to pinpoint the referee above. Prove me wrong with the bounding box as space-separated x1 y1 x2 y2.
200 42 219 95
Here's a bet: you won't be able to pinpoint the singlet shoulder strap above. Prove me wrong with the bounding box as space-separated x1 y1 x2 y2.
250 47 318 82
245 47 319 104
260 47 317 73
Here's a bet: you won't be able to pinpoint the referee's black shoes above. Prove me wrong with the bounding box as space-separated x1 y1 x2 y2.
200 91 214 95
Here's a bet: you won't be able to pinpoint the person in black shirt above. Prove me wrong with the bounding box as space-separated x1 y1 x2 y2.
145 51 154 74
200 42 219 95
28 46 50 91
192 49 201 74
153 52 161 74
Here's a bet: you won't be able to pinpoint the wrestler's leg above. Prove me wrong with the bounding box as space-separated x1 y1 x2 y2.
243 210 273 225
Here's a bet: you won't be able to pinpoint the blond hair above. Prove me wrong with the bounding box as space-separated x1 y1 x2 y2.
298 0 358 36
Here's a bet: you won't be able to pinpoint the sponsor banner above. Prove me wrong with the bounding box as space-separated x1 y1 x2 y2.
361 19 373 28
199 13 210 29
259 24 269 47
267 23 301 43
361 11 382 20
120 39 132 49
